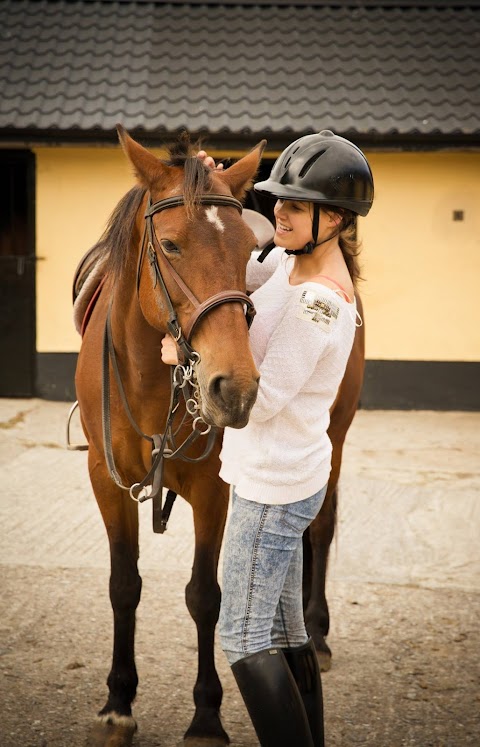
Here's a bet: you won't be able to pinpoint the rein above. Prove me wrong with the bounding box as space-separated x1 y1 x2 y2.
102 191 256 533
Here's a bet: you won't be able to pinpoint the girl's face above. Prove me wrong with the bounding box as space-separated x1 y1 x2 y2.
273 199 313 251
273 200 338 250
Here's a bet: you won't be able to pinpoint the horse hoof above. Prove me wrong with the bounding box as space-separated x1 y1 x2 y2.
184 739 229 747
184 706 229 746
312 636 332 672
316 649 332 672
86 713 137 747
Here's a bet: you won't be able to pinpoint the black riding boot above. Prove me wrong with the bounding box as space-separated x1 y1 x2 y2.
231 647 314 747
283 638 325 747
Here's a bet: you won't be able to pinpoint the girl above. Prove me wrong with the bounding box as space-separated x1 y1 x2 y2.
162 130 374 746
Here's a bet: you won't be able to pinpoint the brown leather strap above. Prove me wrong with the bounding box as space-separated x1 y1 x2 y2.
150 241 201 308
183 291 255 340
146 193 243 217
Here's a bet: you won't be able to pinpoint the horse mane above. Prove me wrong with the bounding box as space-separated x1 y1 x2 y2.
98 132 211 278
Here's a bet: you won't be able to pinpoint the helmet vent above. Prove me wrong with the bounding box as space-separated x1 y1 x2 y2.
279 156 292 183
298 150 326 179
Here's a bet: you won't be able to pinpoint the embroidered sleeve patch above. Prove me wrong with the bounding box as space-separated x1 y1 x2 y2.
295 290 340 331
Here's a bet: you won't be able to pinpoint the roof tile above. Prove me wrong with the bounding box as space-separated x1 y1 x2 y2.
1 0 479 139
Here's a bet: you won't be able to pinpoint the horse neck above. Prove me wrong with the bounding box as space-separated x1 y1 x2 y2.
110 292 171 410
108 225 169 386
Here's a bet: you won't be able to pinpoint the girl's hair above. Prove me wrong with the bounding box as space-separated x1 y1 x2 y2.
324 206 363 285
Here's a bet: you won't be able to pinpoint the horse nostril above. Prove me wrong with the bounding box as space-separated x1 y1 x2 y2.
209 375 224 401
209 375 240 405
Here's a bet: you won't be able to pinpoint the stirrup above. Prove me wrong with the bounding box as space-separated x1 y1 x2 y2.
66 401 89 451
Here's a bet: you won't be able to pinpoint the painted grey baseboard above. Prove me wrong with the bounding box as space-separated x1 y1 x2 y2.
35 353 480 411
36 352 78 401
361 360 479 410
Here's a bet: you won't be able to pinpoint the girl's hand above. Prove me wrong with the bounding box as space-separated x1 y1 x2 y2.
161 334 180 365
197 150 224 171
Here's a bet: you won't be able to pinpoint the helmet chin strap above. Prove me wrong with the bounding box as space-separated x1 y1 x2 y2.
285 204 341 256
257 204 339 263
285 204 321 256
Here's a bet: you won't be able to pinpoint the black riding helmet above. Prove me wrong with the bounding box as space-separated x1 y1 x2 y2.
254 130 374 258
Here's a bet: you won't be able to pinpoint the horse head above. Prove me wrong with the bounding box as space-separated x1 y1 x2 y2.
117 126 265 429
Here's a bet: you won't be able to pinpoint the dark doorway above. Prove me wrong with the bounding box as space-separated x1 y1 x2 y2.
0 150 36 396
244 158 276 224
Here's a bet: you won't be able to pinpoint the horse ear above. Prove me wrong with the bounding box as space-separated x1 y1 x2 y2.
220 140 267 201
117 124 168 189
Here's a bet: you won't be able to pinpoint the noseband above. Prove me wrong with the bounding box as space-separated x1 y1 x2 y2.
141 193 256 362
102 191 256 533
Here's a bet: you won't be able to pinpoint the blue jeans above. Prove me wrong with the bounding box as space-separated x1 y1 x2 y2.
219 485 328 665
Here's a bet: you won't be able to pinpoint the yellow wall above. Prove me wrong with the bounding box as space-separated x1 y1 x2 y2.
360 152 480 361
35 146 150 352
35 147 480 361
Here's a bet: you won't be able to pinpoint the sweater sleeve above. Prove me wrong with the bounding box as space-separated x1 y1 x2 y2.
246 246 285 292
249 285 341 423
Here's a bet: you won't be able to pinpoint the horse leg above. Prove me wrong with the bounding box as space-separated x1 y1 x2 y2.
303 320 364 672
87 451 142 747
183 478 229 746
303 482 338 673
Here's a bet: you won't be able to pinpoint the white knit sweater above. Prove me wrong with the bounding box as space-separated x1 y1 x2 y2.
219 247 357 504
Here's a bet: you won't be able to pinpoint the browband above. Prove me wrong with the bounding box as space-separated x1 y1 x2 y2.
146 194 243 217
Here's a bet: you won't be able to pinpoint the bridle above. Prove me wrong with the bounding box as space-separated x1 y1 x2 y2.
102 191 256 533
142 193 256 360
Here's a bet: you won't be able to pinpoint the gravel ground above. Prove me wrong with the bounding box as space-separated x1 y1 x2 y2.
1 400 479 747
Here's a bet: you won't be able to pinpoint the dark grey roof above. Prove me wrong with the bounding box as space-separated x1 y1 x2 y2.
1 0 479 145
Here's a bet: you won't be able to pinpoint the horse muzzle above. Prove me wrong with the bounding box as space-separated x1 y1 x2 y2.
202 372 259 429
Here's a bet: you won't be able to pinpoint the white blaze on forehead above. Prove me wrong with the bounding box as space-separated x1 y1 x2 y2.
205 205 225 232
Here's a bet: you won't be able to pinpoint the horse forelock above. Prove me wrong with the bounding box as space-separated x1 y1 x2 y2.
163 133 212 215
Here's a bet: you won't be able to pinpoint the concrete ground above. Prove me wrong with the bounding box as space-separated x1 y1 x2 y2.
0 399 479 747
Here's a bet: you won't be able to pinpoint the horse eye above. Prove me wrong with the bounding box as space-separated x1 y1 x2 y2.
160 239 180 254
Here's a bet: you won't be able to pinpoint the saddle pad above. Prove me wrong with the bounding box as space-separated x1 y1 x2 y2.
73 250 109 335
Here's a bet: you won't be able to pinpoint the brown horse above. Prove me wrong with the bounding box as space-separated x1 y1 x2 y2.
75 127 265 747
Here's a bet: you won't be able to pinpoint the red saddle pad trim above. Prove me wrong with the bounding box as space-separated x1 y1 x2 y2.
81 275 107 337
